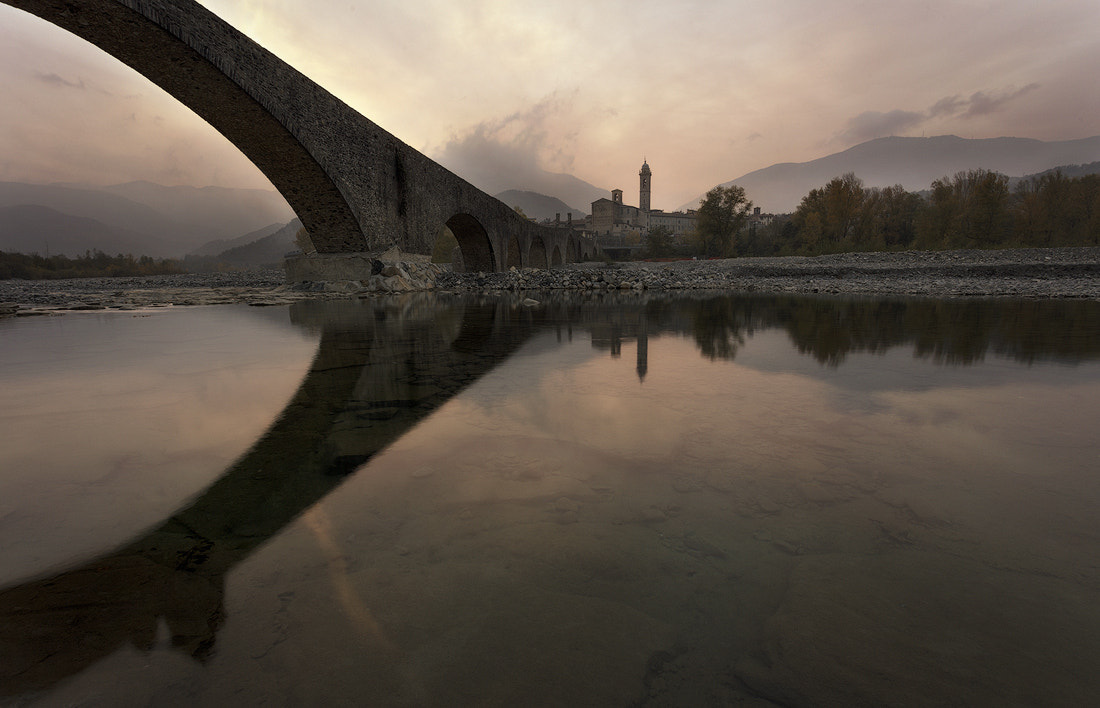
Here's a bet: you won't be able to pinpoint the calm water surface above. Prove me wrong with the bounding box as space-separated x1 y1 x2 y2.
2 293 1099 707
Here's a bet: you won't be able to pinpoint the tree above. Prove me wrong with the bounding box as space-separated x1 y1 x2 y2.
294 227 316 254
643 225 675 258
792 173 865 251
863 184 923 250
916 169 1010 248
694 185 753 257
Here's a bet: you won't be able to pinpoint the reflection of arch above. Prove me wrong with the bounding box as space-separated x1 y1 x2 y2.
506 235 522 269
530 237 549 268
550 245 563 267
0 296 547 697
446 214 494 273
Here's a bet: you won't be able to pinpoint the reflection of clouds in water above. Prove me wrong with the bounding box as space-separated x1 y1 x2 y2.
309 319 1100 705
873 380 1100 468
0 308 318 586
427 329 1100 506
301 507 394 651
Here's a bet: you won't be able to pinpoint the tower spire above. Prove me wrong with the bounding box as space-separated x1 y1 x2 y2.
639 158 652 213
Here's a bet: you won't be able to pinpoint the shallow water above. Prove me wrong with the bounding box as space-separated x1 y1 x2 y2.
2 293 1099 706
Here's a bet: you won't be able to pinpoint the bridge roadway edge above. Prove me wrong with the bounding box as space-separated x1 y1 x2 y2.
2 0 597 272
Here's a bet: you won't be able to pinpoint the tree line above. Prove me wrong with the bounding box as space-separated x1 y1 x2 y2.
0 250 184 280
648 168 1100 258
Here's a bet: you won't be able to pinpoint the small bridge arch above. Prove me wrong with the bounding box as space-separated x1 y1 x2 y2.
2 0 596 270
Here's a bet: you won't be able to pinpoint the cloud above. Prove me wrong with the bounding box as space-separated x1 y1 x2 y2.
959 84 1040 118
835 110 926 145
34 72 85 90
835 83 1043 146
431 94 576 194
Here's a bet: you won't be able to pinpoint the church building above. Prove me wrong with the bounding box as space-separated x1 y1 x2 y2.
588 160 696 242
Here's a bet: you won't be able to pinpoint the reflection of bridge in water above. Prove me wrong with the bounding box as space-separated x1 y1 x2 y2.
4 292 1100 696
0 294 559 694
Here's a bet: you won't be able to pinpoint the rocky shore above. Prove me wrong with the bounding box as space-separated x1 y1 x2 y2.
2 247 1098 316
439 246 1100 300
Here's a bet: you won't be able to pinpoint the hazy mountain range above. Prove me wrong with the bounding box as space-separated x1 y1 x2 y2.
4 135 1100 263
446 163 606 217
184 220 303 270
493 190 588 222
0 181 294 258
680 135 1100 213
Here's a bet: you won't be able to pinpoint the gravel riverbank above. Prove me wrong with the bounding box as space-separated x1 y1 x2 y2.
2 247 1099 315
439 247 1100 300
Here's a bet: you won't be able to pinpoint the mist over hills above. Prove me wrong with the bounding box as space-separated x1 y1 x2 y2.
190 222 286 257
440 158 606 217
493 190 588 222
6 133 1100 262
0 204 151 257
184 219 302 270
0 181 294 257
678 135 1100 213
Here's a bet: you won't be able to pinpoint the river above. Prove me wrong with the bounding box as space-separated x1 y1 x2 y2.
2 291 1099 706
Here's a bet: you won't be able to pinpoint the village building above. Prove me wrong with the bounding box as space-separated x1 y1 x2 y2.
586 160 698 247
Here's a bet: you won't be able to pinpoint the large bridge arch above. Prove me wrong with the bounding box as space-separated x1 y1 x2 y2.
3 0 595 268
445 214 494 273
4 0 365 252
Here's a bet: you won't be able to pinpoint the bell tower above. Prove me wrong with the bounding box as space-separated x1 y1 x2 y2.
639 159 652 213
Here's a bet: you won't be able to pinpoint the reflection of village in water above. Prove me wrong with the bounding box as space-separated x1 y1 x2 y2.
583 292 1100 378
3 291 1100 705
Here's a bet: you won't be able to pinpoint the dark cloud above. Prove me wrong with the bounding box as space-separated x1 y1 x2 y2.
432 95 574 194
834 109 926 145
34 72 85 90
928 95 965 117
961 84 1040 117
836 84 1043 146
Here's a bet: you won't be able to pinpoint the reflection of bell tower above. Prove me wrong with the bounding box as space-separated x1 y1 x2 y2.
639 159 651 213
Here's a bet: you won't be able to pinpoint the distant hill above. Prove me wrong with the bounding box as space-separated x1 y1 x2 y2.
0 181 294 257
102 181 294 246
190 222 286 257
0 204 151 257
1013 161 1100 185
184 220 301 271
494 190 587 222
439 157 607 216
680 135 1100 213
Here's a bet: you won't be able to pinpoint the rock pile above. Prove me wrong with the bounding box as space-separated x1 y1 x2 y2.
289 259 450 294
285 246 451 294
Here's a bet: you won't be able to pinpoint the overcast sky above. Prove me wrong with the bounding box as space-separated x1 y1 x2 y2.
2 0 1099 210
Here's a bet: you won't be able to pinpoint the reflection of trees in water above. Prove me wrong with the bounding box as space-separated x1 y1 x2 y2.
687 297 755 360
670 295 1100 366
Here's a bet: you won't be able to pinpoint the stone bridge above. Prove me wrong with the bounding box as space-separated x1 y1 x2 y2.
3 0 596 271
